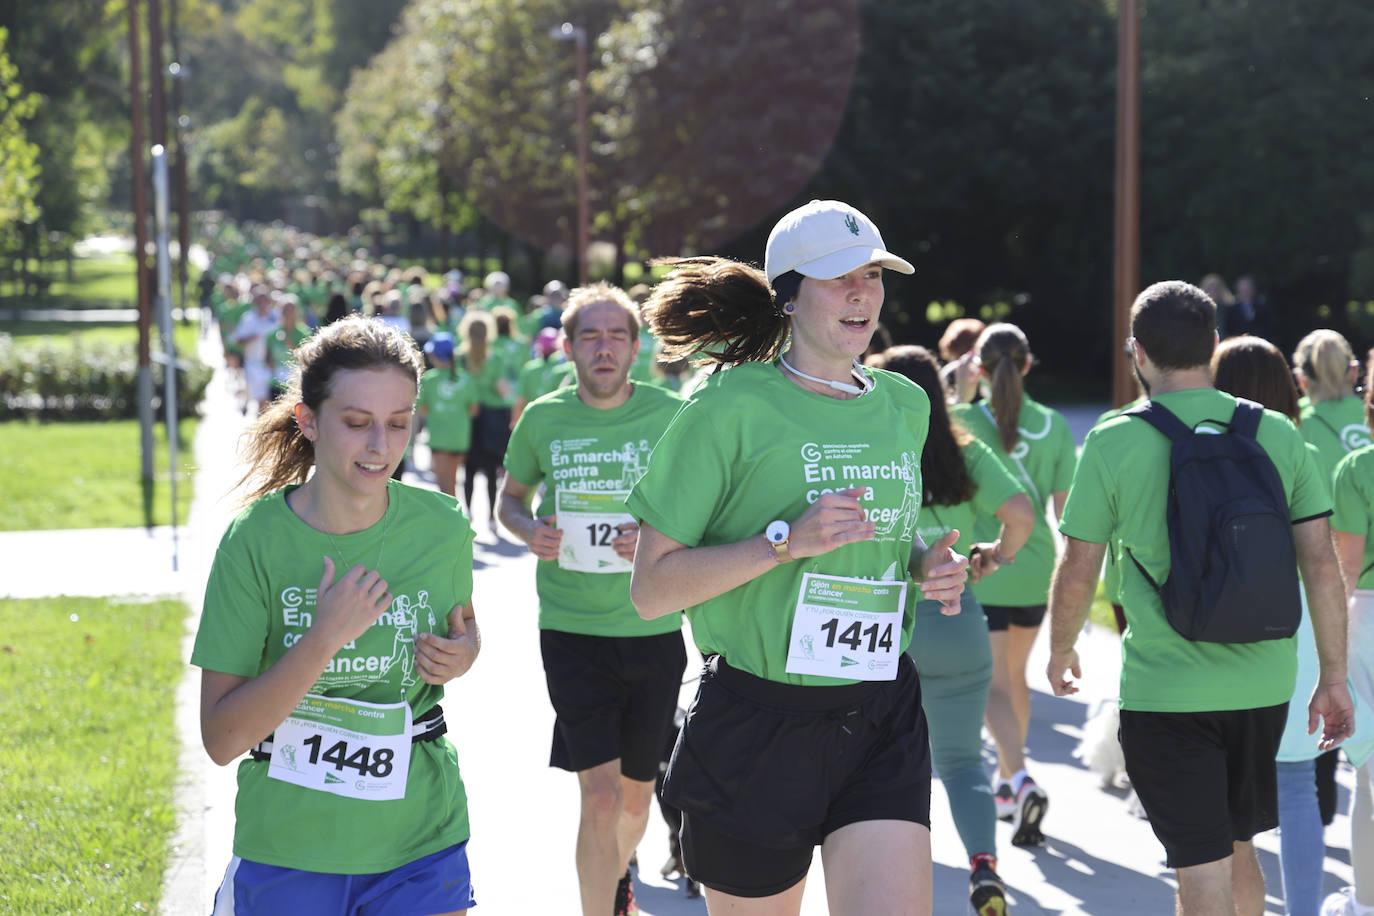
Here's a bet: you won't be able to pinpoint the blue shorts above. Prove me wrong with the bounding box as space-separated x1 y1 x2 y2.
211 840 476 915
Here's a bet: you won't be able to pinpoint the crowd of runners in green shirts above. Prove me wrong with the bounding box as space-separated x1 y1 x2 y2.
191 208 1371 916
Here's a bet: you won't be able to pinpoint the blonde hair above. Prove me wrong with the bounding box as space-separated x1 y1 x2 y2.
236 316 422 504
976 322 1031 453
459 310 494 370
1293 329 1355 404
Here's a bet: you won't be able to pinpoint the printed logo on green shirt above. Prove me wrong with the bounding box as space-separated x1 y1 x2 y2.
279 586 440 690
799 441 922 542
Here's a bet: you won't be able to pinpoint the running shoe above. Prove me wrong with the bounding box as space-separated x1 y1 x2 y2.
969 853 1008 916
614 868 638 916
994 779 1016 822
1320 887 1357 915
1010 775 1048 847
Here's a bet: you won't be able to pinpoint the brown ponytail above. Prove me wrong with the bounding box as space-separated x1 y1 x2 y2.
235 315 422 504
642 257 789 367
976 323 1030 454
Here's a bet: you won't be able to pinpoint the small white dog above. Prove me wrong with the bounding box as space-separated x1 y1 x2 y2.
1075 697 1129 790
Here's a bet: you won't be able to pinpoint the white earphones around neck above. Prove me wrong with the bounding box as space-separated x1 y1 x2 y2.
778 354 874 396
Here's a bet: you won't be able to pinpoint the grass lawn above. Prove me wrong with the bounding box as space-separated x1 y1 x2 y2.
0 418 198 530
1 318 201 356
1 253 138 307
0 596 185 914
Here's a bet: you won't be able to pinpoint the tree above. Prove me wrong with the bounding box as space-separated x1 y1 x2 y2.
0 26 41 251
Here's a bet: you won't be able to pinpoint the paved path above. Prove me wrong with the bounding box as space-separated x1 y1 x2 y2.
0 354 1357 914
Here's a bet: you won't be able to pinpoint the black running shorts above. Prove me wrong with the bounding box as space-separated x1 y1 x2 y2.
665 653 931 897
982 603 1047 632
1119 702 1287 868
540 628 686 782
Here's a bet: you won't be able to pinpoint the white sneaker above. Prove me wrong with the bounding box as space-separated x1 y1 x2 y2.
1321 887 1357 916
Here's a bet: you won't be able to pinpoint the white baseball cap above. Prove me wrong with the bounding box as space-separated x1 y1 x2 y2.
764 199 913 283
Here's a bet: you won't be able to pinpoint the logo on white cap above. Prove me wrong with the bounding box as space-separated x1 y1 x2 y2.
765 200 914 283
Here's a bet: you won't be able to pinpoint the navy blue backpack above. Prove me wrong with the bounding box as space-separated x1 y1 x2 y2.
1123 398 1301 643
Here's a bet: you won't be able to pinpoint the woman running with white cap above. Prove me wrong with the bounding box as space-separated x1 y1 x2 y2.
628 199 968 914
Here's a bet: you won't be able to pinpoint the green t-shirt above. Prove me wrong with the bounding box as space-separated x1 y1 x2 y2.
190 481 475 873
219 300 252 353
953 395 1077 606
626 361 931 686
465 353 509 409
1059 388 1331 712
1300 396 1372 481
630 328 658 382
915 436 1025 564
504 383 685 637
1332 445 1374 589
517 304 560 340
418 367 479 453
517 355 575 404
268 325 311 381
1092 399 1145 603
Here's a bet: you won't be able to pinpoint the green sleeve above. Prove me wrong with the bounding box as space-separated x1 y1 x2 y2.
1050 416 1077 493
967 437 1025 518
1286 426 1333 521
1058 431 1114 544
1333 452 1371 535
192 546 271 678
626 402 731 548
502 408 544 487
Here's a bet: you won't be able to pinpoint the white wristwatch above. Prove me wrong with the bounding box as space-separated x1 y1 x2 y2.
765 519 794 564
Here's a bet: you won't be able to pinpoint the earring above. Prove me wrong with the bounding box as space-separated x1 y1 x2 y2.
783 302 795 314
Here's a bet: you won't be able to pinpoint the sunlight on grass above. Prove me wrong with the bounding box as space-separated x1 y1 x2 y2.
0 596 185 914
0 419 198 530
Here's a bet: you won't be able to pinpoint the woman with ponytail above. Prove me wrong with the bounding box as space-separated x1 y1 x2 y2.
1294 329 1372 476
627 200 968 914
195 315 481 915
953 322 1077 847
883 344 1035 915
460 310 509 528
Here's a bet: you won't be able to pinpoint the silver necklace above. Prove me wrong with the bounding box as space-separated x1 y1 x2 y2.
325 503 392 572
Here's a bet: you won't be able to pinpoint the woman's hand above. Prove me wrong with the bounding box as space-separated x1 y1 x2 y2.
416 602 480 684
788 487 876 559
313 556 393 650
916 529 968 613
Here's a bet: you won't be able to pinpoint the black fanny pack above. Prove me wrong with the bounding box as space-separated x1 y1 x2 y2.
248 703 446 762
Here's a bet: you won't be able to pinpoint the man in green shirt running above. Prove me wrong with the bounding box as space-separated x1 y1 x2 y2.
1046 280 1353 916
498 283 686 916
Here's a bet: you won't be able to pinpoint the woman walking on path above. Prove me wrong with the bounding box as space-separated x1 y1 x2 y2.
460 311 510 529
194 315 482 915
627 199 968 914
1318 357 1374 916
882 344 1035 916
1212 335 1374 916
953 323 1076 847
418 332 480 498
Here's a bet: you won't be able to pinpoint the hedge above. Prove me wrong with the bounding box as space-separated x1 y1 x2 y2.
0 334 212 420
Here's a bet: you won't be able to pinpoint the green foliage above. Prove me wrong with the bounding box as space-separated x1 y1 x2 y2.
0 333 212 421
0 596 184 913
0 28 42 249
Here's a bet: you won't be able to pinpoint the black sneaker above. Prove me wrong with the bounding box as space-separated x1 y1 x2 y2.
614 868 638 916
969 854 1008 916
1010 775 1048 847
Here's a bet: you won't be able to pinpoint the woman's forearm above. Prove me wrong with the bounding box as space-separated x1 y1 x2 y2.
631 529 779 619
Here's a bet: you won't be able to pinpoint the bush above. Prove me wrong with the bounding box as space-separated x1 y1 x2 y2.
0 334 212 420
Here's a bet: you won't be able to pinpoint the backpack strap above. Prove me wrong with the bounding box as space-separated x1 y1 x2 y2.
1122 400 1193 444
1229 398 1264 439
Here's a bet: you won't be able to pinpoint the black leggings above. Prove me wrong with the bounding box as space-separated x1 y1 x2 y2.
464 452 503 519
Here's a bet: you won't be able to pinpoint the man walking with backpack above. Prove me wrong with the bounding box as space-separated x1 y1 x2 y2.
1046 280 1354 915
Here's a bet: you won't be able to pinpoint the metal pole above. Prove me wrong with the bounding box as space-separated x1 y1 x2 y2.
130 0 155 483
169 0 191 326
153 145 180 570
574 28 589 286
1112 0 1141 408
